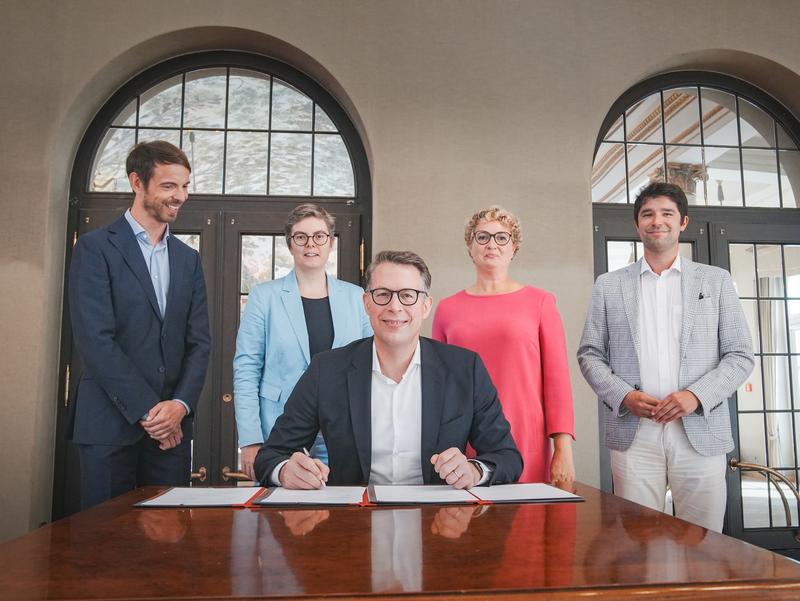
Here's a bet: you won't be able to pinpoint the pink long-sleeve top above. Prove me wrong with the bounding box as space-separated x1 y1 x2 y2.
432 286 574 483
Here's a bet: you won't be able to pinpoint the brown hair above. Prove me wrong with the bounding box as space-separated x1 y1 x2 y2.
284 203 336 246
126 140 191 188
365 250 432 292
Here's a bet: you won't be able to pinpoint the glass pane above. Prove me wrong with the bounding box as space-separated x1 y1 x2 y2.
740 299 761 353
779 150 800 209
315 105 337 132
274 235 293 279
625 93 663 144
591 142 626 203
787 246 800 298
663 87 701 145
313 134 354 196
788 300 800 353
742 148 779 207
760 300 788 353
701 88 738 146
763 356 791 413
771 472 799 527
739 413 767 465
602 114 624 142
137 129 180 147
679 242 692 261
271 79 312 131
756 244 785 297
174 233 200 253
705 145 742 206
90 127 135 192
606 241 636 272
139 75 182 127
737 356 762 411
627 144 665 203
240 295 249 321
793 357 800 405
664 145 705 204
741 471 770 528
225 132 268 195
240 235 274 293
183 68 227 129
183 130 224 194
777 124 798 150
269 133 312 195
739 98 775 148
228 69 270 130
730 243 756 297
112 99 137 126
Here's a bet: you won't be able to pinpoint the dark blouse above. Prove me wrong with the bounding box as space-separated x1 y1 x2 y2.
302 296 335 357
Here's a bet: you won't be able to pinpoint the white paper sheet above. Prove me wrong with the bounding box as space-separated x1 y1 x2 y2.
371 485 477 504
472 483 582 503
256 486 366 505
137 487 261 507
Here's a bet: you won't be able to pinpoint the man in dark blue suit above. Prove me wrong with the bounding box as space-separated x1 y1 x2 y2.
69 141 210 509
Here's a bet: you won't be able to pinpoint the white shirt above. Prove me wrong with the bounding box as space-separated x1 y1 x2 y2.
639 255 683 399
370 342 424 485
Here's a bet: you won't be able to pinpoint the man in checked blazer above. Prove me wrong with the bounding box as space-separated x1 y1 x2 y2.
577 182 754 532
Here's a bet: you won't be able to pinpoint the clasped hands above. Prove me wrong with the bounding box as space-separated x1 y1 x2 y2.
139 400 186 450
622 389 700 423
279 446 480 489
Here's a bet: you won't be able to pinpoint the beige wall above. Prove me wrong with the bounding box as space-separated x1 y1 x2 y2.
2 0 799 542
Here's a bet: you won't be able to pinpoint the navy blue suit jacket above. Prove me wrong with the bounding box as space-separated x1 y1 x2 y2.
68 214 210 445
255 337 523 486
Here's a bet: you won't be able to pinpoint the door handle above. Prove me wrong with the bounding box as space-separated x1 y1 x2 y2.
729 458 798 526
222 466 251 482
190 466 207 482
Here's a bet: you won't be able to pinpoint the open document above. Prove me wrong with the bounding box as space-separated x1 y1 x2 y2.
369 483 583 505
255 486 366 506
137 487 264 507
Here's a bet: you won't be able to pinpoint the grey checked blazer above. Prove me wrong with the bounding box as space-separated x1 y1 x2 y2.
577 257 754 456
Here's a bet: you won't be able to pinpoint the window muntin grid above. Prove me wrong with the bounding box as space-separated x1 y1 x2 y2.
592 86 800 208
89 68 355 198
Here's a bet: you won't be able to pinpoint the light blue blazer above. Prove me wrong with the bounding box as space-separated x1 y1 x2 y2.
233 270 372 459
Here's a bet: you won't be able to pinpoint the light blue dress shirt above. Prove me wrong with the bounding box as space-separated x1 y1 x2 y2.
124 210 189 417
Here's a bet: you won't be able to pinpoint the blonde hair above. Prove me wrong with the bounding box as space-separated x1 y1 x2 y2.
464 206 522 249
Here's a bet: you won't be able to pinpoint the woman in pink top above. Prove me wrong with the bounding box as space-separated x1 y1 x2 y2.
432 206 575 484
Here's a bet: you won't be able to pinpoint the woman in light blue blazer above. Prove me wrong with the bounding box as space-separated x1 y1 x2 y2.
233 204 372 480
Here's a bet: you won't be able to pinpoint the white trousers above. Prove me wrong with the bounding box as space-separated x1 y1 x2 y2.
611 418 727 532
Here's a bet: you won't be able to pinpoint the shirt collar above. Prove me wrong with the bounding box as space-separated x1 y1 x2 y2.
124 209 170 245
372 340 421 381
641 254 682 277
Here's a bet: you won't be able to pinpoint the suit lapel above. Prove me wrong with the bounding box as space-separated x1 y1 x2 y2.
164 235 184 324
281 270 311 365
420 339 445 484
680 258 702 360
108 215 162 320
621 261 641 360
347 339 373 481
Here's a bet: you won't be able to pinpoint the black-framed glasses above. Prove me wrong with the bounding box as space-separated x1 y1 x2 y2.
368 288 428 306
290 231 331 246
473 230 512 246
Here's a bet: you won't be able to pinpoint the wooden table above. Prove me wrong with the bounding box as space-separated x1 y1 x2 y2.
1 483 799 600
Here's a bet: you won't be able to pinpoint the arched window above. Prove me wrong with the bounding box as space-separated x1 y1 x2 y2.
592 73 800 208
56 51 371 517
590 72 800 553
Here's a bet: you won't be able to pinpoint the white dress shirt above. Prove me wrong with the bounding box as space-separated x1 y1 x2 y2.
639 255 682 399
370 342 424 485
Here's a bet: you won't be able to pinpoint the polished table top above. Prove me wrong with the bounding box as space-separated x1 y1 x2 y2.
1 483 800 600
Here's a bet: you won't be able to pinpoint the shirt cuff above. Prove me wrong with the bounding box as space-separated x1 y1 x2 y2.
271 460 290 486
173 399 190 415
469 459 493 486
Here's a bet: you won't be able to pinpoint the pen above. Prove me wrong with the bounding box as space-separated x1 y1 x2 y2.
302 447 326 488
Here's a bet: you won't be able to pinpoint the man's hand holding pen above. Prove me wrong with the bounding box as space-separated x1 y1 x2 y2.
279 448 330 489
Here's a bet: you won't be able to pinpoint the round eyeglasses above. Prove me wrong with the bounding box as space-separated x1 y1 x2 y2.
368 288 428 306
290 231 331 246
473 230 512 246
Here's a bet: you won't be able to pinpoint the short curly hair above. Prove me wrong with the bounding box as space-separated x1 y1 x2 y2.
464 206 522 249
